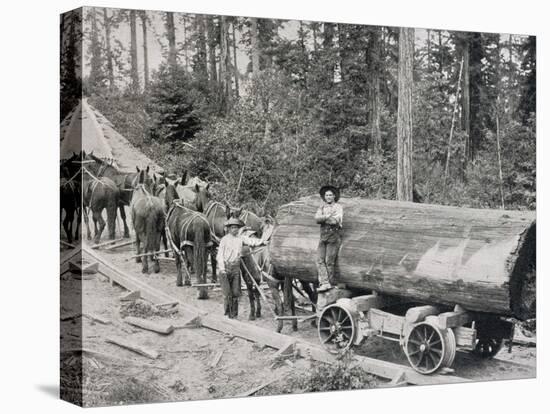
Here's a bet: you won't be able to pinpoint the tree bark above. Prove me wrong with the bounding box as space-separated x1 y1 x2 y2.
397 27 414 202
103 8 115 90
219 16 232 109
370 28 382 153
271 196 536 320
250 17 260 75
165 12 177 71
206 16 217 83
129 10 139 92
461 38 470 169
468 32 483 161
182 15 189 72
232 21 240 98
140 11 149 90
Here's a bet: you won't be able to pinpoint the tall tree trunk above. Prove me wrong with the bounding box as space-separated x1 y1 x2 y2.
140 11 149 91
103 8 115 90
206 16 217 83
232 21 240 98
182 16 189 72
468 32 483 161
370 28 382 153
219 16 232 110
89 9 102 89
461 39 470 171
165 12 177 71
337 24 347 82
397 28 414 202
438 30 443 74
129 10 139 92
250 17 260 75
426 29 431 69
194 15 208 90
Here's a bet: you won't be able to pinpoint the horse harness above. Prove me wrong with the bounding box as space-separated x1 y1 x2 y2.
166 201 212 254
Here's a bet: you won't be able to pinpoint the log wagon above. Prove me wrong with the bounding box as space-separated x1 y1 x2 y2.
270 196 536 374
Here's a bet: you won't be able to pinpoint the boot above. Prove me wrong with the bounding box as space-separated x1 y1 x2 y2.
230 298 239 319
223 298 230 316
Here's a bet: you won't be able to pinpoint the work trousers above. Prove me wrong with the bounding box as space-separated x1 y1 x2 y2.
317 233 341 285
219 261 241 318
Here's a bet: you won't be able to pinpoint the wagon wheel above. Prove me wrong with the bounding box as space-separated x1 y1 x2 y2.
318 304 356 354
472 337 504 359
404 322 449 374
442 328 457 368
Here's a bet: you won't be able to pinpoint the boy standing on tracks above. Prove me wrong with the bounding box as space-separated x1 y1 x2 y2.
217 218 265 318
315 185 343 291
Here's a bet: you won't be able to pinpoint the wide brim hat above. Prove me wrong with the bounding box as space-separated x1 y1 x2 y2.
224 217 245 228
319 185 340 202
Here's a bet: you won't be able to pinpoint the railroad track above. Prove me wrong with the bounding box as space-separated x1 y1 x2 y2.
60 100 536 387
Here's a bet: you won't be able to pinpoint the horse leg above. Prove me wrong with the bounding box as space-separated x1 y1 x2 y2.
106 204 117 240
141 246 149 274
83 207 91 241
175 253 183 287
255 286 262 318
283 277 298 331
183 247 192 286
119 204 130 238
246 282 256 321
211 247 217 283
161 229 169 257
63 209 73 244
74 207 80 242
92 209 105 244
135 233 142 263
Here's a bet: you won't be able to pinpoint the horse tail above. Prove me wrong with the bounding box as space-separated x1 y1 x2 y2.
193 218 207 283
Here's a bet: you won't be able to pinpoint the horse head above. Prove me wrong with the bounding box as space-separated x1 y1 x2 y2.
135 166 153 194
192 182 210 213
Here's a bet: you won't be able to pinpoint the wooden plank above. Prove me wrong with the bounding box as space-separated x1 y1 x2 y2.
272 340 295 360
236 377 282 398
120 290 141 302
124 316 174 335
209 350 224 368
438 310 471 328
102 239 134 251
105 337 159 359
90 238 124 250
83 246 177 305
84 313 111 325
173 316 202 329
405 305 440 324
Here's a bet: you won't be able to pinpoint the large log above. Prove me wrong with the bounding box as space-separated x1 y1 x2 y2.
271 196 536 320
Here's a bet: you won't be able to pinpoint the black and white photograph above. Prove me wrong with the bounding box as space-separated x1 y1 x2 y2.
57 2 537 409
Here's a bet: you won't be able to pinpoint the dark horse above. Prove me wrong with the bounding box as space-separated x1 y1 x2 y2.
60 155 81 244
82 166 119 243
130 167 166 274
165 182 212 299
85 152 140 238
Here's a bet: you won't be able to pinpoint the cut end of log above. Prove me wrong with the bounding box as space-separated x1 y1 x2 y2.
509 223 536 320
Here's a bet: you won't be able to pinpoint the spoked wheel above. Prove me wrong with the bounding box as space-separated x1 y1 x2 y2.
472 337 504 359
405 322 451 374
318 304 357 353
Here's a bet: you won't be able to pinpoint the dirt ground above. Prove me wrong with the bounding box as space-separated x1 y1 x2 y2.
59 105 536 407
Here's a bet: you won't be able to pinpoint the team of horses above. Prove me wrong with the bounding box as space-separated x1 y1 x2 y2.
60 151 316 332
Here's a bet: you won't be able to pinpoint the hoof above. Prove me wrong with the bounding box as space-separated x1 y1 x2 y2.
176 282 183 287
184 280 191 286
197 290 209 300
248 314 256 321
256 310 261 318
276 325 283 333
124 231 130 238
136 257 142 263
153 263 160 273
142 268 149 274
292 324 298 332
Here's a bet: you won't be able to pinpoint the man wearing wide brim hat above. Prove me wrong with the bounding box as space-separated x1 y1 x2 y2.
217 217 265 318
314 185 343 291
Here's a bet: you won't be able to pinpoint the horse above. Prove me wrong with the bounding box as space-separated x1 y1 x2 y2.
165 184 212 299
170 170 210 213
84 152 141 238
81 166 119 244
60 160 81 244
130 168 166 274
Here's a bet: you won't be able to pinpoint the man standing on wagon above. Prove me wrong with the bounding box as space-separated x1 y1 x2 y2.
315 185 343 291
217 217 265 319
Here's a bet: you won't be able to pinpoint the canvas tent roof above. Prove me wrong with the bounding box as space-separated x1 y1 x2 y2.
60 99 116 164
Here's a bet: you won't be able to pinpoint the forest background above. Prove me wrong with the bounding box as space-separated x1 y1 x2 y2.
60 7 536 215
